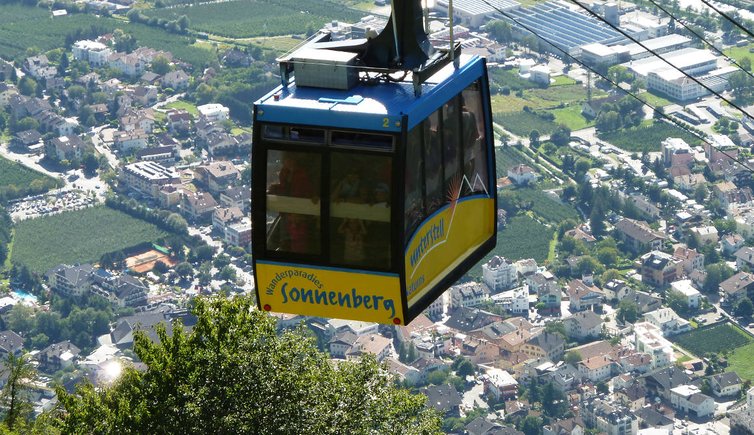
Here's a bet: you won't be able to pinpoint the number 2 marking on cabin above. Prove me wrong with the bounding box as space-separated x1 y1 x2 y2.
383 118 389 128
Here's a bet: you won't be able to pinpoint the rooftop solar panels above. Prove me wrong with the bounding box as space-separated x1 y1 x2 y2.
437 0 521 15
504 2 626 54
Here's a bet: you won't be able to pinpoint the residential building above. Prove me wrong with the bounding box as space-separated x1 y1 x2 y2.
194 162 240 193
220 186 251 212
46 135 88 162
161 69 189 90
720 271 754 304
710 371 742 397
723 234 746 255
670 384 716 418
673 246 704 274
89 271 149 308
120 110 155 133
578 355 615 382
669 279 702 309
72 40 112 66
212 206 244 232
136 146 176 163
735 246 754 270
483 368 518 401
450 282 490 309
108 52 145 77
482 256 517 292
567 278 604 312
521 332 565 362
543 417 586 435
633 322 673 369
181 190 218 222
166 109 192 134
0 331 24 359
197 103 230 122
638 250 682 287
114 129 149 152
38 341 80 372
690 225 719 244
45 264 94 297
615 218 666 253
643 308 691 336
581 397 638 435
11 129 42 151
507 164 538 185
120 161 180 198
563 311 603 341
603 279 631 301
225 218 251 248
131 85 159 106
345 333 391 361
421 384 462 417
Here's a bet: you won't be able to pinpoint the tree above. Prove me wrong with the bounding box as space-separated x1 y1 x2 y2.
175 262 194 279
82 153 99 176
17 76 36 96
55 297 441 433
736 297 754 317
151 55 171 75
1 354 36 430
518 415 543 435
218 265 237 283
456 360 475 377
529 130 541 148
596 246 619 267
564 351 582 365
486 20 513 43
545 321 567 339
617 299 639 324
550 126 571 148
703 262 735 293
177 15 190 32
153 261 169 274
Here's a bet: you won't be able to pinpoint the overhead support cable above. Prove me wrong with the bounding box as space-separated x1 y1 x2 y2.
642 0 754 84
700 0 754 42
479 0 754 173
567 0 754 122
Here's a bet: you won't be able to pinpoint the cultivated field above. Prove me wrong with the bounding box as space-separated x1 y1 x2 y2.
0 4 213 66
146 0 364 39
672 323 753 356
597 122 703 152
469 215 554 279
11 206 169 273
0 156 61 202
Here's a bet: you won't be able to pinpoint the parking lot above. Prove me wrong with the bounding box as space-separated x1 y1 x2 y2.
8 189 98 222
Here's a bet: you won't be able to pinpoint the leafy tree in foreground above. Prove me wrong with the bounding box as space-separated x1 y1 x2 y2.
55 297 441 434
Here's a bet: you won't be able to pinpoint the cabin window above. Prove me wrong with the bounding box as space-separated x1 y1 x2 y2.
405 127 424 242
265 149 322 256
461 82 488 195
329 152 392 269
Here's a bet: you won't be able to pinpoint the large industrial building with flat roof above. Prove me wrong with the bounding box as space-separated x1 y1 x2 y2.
504 2 626 56
436 0 521 28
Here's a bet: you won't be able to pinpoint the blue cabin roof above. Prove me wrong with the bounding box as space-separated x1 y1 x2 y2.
254 54 486 133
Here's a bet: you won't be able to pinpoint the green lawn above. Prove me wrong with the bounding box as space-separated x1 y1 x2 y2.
639 91 673 108
550 105 594 130
11 206 169 273
551 75 577 86
728 342 754 381
165 100 199 116
725 43 754 68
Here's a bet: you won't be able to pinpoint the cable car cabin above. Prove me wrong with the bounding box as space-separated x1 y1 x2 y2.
252 54 496 325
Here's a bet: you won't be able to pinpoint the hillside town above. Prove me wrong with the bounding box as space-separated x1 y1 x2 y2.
2 0 754 432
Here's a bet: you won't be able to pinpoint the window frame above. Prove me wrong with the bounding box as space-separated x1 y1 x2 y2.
257 122 399 273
